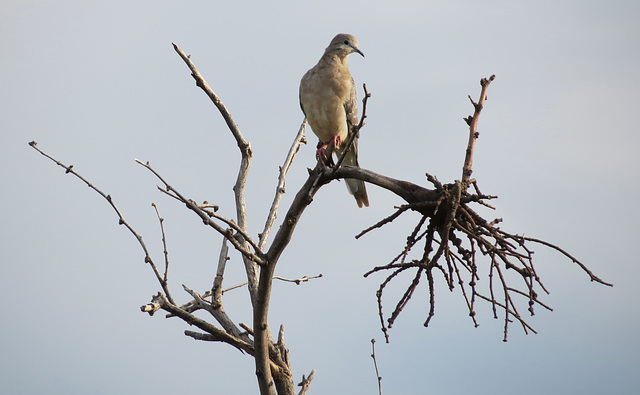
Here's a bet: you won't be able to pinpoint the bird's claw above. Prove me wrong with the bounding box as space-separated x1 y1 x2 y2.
316 144 334 166
316 136 342 166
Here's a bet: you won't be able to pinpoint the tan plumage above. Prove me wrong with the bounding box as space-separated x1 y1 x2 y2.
299 33 369 208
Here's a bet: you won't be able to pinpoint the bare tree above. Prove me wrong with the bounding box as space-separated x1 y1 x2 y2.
29 43 611 395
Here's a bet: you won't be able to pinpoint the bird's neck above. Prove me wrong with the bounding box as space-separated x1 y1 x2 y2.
319 53 349 68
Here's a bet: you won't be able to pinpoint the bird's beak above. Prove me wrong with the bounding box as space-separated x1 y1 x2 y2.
354 47 365 57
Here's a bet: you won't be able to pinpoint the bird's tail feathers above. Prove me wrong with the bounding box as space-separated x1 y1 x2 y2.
341 148 369 208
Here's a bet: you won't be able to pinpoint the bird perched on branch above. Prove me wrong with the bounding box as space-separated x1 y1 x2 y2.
299 33 369 208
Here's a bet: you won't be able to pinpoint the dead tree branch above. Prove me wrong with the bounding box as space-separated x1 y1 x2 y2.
462 75 494 186
28 141 176 305
371 339 383 395
259 119 308 250
134 159 266 265
348 75 612 343
151 203 171 287
297 370 316 395
172 42 259 307
212 237 229 305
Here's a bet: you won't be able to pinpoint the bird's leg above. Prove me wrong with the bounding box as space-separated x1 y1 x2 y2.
316 140 336 167
332 135 342 150
315 141 330 165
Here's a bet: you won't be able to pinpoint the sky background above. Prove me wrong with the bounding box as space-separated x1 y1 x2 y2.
2 1 639 394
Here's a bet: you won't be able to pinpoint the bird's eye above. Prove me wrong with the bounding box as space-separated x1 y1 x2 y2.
343 39 349 45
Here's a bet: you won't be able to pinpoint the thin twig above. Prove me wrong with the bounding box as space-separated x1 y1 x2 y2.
134 159 266 265
259 119 308 250
221 274 323 294
371 339 383 395
520 236 613 286
356 205 411 239
273 274 323 284
151 203 171 285
172 43 247 149
29 141 176 305
461 75 495 187
332 84 371 172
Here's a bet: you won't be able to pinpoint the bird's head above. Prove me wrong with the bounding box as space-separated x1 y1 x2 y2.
325 33 364 58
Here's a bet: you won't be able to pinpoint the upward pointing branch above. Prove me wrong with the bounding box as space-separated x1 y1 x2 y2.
172 42 259 305
172 43 247 150
462 75 495 188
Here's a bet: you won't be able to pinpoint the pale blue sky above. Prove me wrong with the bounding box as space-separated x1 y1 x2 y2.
2 1 638 394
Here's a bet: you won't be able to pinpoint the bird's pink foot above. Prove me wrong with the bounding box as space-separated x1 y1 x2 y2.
316 136 342 166
332 135 342 150
316 139 338 167
316 143 330 164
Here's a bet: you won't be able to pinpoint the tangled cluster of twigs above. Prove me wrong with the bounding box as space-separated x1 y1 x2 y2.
355 76 612 342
